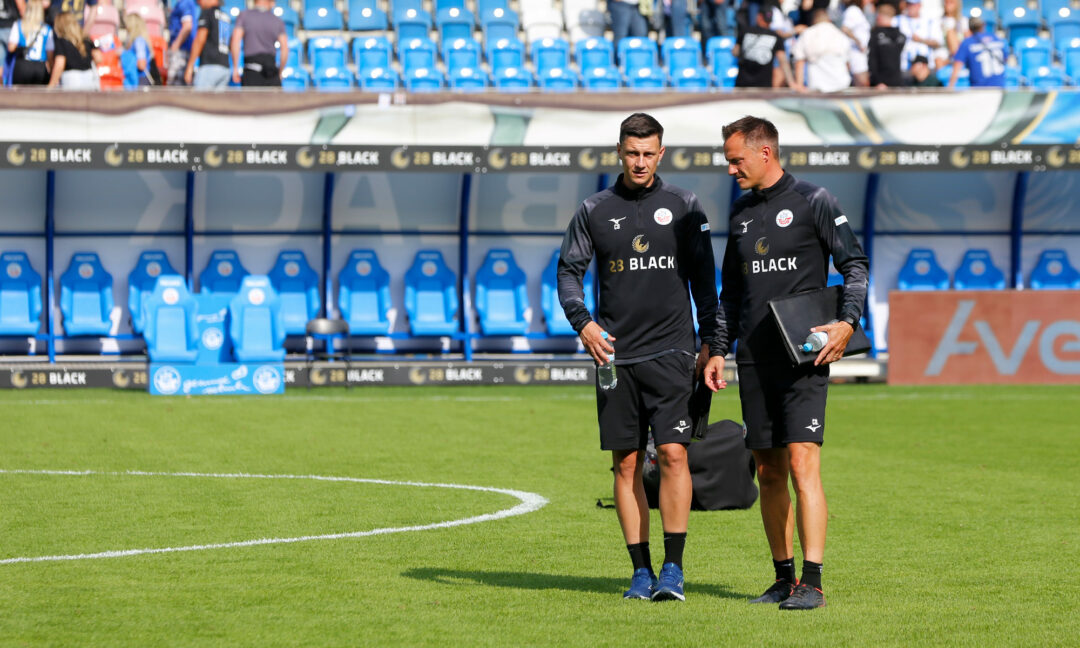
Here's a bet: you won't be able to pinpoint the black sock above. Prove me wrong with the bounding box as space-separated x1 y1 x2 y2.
626 542 652 574
663 532 686 568
773 558 796 583
801 560 823 589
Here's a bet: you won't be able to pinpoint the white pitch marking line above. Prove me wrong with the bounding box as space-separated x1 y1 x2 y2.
0 469 549 565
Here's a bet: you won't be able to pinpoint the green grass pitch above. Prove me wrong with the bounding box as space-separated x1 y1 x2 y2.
1 384 1078 647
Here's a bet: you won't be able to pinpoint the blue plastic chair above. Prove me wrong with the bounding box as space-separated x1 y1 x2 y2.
537 66 578 92
1028 65 1067 88
897 249 951 291
493 65 533 91
627 65 667 91
1029 249 1080 289
448 66 489 91
143 274 199 363
268 250 320 336
672 65 711 91
662 36 701 74
443 37 482 72
308 36 348 74
583 65 622 91
404 250 458 336
357 66 400 90
576 36 614 71
487 37 525 72
313 66 354 90
1050 14 1080 55
396 7 433 42
474 249 530 335
398 37 439 72
223 0 244 19
541 249 594 336
953 249 1006 290
353 35 393 72
437 7 475 41
1016 37 1053 77
617 36 659 73
229 275 286 362
60 252 113 336
199 250 250 295
391 0 424 23
128 250 178 334
403 66 445 91
281 65 310 91
348 0 389 31
338 249 393 335
706 35 736 73
273 5 300 36
532 37 569 74
304 0 345 30
480 7 519 46
0 251 42 336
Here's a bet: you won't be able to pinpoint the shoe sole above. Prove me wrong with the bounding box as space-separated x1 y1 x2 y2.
779 600 826 610
651 588 685 602
623 593 652 600
749 595 788 604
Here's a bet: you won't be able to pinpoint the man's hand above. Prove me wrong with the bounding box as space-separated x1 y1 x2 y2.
579 321 615 366
695 344 709 379
184 65 194 85
703 355 727 392
812 320 854 366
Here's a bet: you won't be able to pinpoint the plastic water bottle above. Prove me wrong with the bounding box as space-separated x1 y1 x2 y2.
597 331 617 390
801 320 838 353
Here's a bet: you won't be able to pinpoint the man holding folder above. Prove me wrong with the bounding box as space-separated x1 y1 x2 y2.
702 116 869 610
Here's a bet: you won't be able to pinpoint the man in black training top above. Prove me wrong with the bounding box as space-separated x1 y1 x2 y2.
734 1 794 89
558 113 722 603
702 115 868 610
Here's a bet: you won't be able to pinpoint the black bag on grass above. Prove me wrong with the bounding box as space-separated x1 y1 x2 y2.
642 420 758 511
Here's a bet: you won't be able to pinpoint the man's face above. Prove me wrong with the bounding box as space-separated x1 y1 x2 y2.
724 132 769 191
617 134 664 190
906 2 921 17
911 61 929 80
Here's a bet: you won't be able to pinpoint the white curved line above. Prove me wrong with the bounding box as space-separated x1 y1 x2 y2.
0 469 549 565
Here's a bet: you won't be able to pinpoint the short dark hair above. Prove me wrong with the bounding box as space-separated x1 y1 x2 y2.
722 115 780 157
619 113 664 145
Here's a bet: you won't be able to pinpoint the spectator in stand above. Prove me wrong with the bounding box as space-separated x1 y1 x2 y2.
609 0 649 43
7 0 53 85
793 0 830 33
0 0 24 77
792 8 851 92
948 15 1005 88
699 0 730 46
841 0 870 87
898 0 945 71
184 0 231 89
167 0 198 85
733 2 794 88
230 0 286 87
124 12 160 85
906 53 942 86
47 11 99 88
662 0 692 39
47 0 91 28
868 3 905 87
941 0 968 58
765 0 796 86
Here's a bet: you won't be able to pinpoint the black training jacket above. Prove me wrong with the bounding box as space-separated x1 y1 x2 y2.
557 174 720 364
715 171 869 365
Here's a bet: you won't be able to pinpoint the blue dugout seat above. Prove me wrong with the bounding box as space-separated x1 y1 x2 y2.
229 275 286 362
897 248 950 291
199 250 250 295
0 251 42 336
268 250 320 336
143 274 199 363
60 252 113 336
404 250 458 336
541 249 594 336
338 249 393 335
128 250 177 334
953 249 1006 290
1029 249 1080 289
474 248 529 335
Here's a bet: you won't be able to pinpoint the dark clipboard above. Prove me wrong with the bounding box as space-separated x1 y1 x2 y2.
768 285 872 366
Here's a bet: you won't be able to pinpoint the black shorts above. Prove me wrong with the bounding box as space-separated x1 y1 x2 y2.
242 53 281 87
596 352 695 451
737 362 829 450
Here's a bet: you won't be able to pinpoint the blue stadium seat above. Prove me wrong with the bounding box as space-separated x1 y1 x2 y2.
338 249 393 335
617 36 658 73
128 250 177 334
404 66 445 91
437 7 475 41
281 65 310 91
1016 37 1053 77
273 5 299 37
627 65 667 91
537 66 578 91
953 249 1006 290
392 0 424 23
1028 65 1067 88
486 37 525 72
304 0 345 30
358 66 400 90
60 252 113 336
706 35 736 74
223 0 244 20
576 36 614 71
199 250 250 295
474 249 529 335
1044 0 1073 22
448 66 490 91
583 65 622 91
1029 249 1080 289
672 65 710 91
532 37 570 74
435 0 466 11
287 40 302 66
1005 63 1022 87
1050 11 1080 54
404 250 458 336
443 37 482 72
354 36 392 71
480 7 519 47
143 274 199 363
897 249 950 291
308 36 348 74
396 8 433 42
1002 5 1040 51
348 0 389 31
493 65 533 91
661 36 701 74
229 276 286 362
0 251 42 336
268 250 320 336
541 249 593 336
398 37 438 72
476 0 509 15
313 67 354 90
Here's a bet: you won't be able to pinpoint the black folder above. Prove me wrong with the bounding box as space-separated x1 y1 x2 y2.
767 285 872 366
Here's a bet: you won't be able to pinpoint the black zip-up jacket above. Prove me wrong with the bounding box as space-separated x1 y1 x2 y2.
716 171 869 364
557 174 721 364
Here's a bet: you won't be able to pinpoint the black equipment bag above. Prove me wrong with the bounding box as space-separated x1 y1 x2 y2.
642 419 758 511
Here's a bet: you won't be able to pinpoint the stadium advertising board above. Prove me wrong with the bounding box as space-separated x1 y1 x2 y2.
888 291 1080 384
